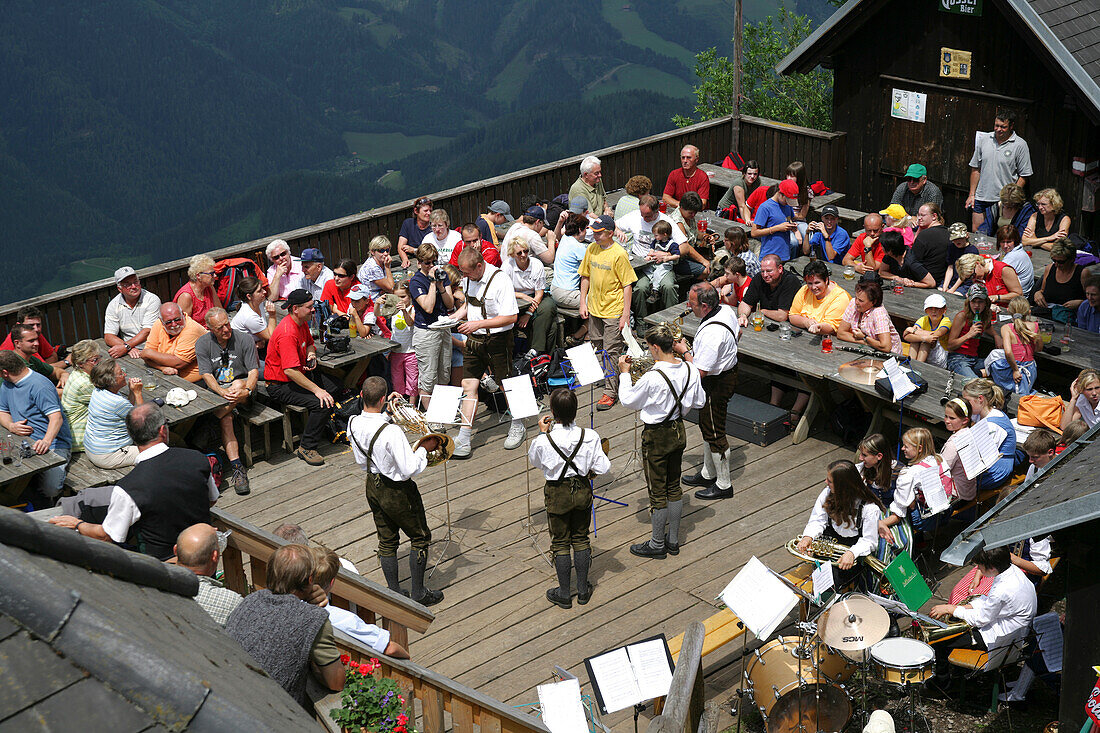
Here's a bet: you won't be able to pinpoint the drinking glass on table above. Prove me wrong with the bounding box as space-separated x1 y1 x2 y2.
1039 323 1054 344
779 322 792 341
843 267 855 280
0 436 12 466
1061 321 1074 351
821 336 833 353
752 313 765 332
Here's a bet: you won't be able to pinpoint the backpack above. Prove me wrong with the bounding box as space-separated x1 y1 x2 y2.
327 389 362 443
514 352 552 398
546 194 570 228
214 257 269 310
721 152 746 171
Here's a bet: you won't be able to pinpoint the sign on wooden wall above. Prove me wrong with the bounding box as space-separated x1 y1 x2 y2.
940 0 982 15
890 89 927 123
940 48 972 79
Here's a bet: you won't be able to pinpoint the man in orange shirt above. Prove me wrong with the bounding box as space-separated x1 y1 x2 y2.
141 302 207 383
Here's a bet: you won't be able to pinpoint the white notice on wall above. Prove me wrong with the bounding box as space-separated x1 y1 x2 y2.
891 88 927 123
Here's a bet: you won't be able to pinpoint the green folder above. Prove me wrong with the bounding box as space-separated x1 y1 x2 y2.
884 551 932 610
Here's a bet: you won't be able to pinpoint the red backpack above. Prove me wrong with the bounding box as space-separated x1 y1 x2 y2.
721 152 747 171
214 257 269 309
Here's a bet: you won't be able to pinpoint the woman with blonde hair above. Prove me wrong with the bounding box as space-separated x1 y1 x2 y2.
954 252 1024 306
940 398 977 501
991 183 1036 237
174 254 222 327
1023 188 1071 250
1061 368 1100 430
357 235 396 302
422 209 462 264
986 296 1042 394
879 427 953 537
963 378 1017 491
60 339 102 452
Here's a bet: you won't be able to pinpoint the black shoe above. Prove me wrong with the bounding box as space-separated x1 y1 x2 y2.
577 582 594 605
413 589 444 607
630 541 667 559
547 587 572 609
681 471 717 489
695 485 733 500
665 535 680 555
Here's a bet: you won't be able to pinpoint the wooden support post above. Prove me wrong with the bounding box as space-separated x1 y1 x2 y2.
421 687 445 733
1058 519 1100 729
731 0 743 153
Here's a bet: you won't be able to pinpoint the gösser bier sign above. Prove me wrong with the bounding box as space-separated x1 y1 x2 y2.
940 0 982 15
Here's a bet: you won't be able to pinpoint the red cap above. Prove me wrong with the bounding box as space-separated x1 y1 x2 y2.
778 179 800 198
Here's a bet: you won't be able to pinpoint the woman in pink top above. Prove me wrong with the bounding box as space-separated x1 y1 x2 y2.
836 280 902 354
939 398 977 501
174 254 221 328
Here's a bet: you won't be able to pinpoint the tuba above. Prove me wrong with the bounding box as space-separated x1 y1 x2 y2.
786 536 889 575
386 395 454 466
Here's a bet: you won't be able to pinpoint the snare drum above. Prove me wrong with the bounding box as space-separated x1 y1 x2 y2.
745 637 854 733
870 637 935 686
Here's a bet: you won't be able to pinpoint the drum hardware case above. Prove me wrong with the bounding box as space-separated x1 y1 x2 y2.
684 394 788 447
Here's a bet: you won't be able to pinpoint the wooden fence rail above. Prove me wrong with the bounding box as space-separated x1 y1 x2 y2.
649 621 706 733
210 508 434 651
1 115 844 344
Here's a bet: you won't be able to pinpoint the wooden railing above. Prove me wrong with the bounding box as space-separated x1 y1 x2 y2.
315 633 550 733
1 115 844 343
210 508 434 651
649 622 710 733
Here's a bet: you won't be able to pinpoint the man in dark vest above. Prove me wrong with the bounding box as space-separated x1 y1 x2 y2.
49 402 218 559
225 544 345 707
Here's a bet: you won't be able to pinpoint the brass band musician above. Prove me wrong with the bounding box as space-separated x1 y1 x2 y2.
798 460 885 587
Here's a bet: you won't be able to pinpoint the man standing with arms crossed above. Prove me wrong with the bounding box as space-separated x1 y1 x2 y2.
679 283 740 500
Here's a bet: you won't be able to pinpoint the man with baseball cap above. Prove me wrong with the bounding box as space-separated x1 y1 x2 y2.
579 215 636 411
751 179 802 262
104 267 163 358
890 164 943 217
806 204 851 263
501 206 556 265
296 248 334 304
477 200 513 247
264 289 340 466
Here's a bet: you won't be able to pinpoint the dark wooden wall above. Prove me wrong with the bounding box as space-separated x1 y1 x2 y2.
831 0 1099 236
0 114 846 344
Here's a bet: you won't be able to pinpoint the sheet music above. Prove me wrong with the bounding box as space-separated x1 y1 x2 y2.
720 556 798 640
537 679 589 733
423 385 464 424
626 639 674 701
953 427 996 480
868 593 947 627
882 357 918 401
972 419 1006 463
914 463 950 515
586 648 642 713
502 375 540 419
812 562 834 600
566 343 606 386
1032 612 1063 673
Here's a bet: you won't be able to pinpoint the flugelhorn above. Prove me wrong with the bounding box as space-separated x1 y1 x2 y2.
786 536 889 575
386 394 454 466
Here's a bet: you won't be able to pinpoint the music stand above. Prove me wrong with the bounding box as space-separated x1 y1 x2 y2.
502 376 552 567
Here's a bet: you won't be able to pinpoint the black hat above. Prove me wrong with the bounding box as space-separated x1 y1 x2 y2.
286 288 312 306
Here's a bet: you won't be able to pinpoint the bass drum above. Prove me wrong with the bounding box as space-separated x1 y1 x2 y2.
745 637 854 733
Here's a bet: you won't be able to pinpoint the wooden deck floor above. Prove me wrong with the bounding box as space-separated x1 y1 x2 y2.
219 385 858 731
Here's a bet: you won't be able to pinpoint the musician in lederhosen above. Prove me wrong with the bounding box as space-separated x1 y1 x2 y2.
349 377 444 606
797 459 885 589
453 246 523 458
528 388 611 609
678 282 740 500
619 324 706 559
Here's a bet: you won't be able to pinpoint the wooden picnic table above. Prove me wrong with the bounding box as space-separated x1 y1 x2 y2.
0 430 65 506
698 163 846 212
787 258 1100 375
271 307 397 389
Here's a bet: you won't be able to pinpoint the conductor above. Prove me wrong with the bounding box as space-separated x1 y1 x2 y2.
349 376 444 606
528 388 611 609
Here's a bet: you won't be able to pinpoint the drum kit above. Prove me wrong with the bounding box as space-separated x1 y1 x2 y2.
741 592 935 733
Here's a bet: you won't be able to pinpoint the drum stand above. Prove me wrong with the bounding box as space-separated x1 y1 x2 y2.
896 681 932 733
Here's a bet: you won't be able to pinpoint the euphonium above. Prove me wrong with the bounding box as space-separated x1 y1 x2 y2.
386 394 453 466
623 355 657 381
786 536 889 575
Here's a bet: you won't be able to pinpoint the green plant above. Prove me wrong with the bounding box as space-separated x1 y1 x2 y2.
328 656 417 733
673 3 832 131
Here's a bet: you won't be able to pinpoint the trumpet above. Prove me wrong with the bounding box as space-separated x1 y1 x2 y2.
786 536 889 575
386 394 454 466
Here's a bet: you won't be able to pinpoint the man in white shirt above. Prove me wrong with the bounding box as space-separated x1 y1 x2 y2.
529 389 611 609
501 207 556 265
348 377 444 607
104 266 163 358
453 247 522 456
678 284 740 500
295 248 334 304
930 546 1037 674
615 194 686 258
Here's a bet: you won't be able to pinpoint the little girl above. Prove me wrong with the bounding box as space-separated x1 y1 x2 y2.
855 433 895 506
724 227 760 278
879 427 954 538
986 296 1042 395
388 283 418 403
939 398 977 502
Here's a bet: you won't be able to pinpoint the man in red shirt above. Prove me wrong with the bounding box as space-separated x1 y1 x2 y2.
842 214 886 274
264 289 340 466
449 224 502 267
0 306 58 364
663 145 710 210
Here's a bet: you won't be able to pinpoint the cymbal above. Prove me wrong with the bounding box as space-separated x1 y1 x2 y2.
819 593 890 651
837 358 885 386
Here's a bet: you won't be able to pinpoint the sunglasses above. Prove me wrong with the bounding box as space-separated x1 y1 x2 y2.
333 271 349 278
163 317 184 325
273 251 290 259
414 197 432 207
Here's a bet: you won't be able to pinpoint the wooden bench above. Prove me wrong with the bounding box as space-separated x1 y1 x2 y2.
64 453 129 492
237 400 284 467
253 382 306 453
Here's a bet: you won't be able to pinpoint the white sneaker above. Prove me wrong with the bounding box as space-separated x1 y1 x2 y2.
505 421 525 450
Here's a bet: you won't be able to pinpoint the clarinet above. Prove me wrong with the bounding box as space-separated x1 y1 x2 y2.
835 344 898 361
939 372 956 406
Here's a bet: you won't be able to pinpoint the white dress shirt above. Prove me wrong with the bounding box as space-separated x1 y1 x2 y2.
464 263 518 335
326 604 390 653
101 443 220 543
953 564 1037 647
802 486 881 558
348 412 427 481
619 360 706 425
692 305 740 374
528 424 611 481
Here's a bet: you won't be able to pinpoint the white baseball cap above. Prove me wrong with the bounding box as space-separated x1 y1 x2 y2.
923 293 947 309
114 266 137 285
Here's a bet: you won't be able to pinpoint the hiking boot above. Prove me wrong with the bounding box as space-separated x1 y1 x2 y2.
629 541 667 559
576 582 594 605
295 447 324 466
413 588 444 607
546 587 572 609
452 440 471 459
694 485 733 500
504 421 525 450
231 464 251 496
596 394 616 411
